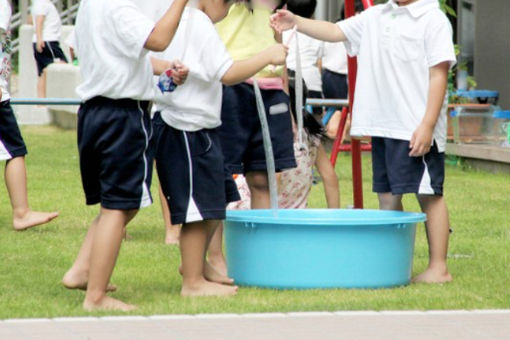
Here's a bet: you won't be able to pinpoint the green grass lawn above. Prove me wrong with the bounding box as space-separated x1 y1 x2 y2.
0 126 509 319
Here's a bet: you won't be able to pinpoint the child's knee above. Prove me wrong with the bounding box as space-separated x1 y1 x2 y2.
245 172 269 193
378 193 403 210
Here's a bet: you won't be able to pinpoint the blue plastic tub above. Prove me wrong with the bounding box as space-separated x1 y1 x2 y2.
225 209 426 289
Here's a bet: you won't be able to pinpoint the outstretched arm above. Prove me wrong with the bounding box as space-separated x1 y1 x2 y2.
221 44 288 86
270 9 346 42
409 61 450 157
144 0 189 52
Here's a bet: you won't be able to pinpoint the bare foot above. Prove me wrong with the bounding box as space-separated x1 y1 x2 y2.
62 270 117 292
204 261 234 285
13 211 59 231
412 267 453 284
181 278 238 297
83 296 136 312
179 262 234 285
165 226 181 245
208 255 228 277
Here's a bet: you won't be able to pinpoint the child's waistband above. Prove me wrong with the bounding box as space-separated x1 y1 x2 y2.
83 96 151 112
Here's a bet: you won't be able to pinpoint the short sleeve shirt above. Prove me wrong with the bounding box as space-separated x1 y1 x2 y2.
75 0 156 101
0 0 12 101
31 0 62 42
153 8 233 131
338 0 456 152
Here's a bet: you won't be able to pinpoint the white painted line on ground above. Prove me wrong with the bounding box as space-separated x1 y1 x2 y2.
148 315 195 320
333 311 381 316
3 310 510 323
52 317 100 322
287 312 336 317
194 313 242 319
240 313 288 318
100 316 147 321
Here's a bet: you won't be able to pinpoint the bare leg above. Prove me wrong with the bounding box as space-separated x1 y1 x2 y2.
207 222 228 276
62 215 116 292
180 220 237 297
245 171 271 209
412 195 452 284
37 71 47 98
5 157 59 230
158 185 181 244
82 208 138 311
378 192 403 211
315 144 340 208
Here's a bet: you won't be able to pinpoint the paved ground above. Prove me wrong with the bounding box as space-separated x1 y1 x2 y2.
1 310 509 340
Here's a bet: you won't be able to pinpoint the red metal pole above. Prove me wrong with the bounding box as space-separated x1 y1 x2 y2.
345 0 373 209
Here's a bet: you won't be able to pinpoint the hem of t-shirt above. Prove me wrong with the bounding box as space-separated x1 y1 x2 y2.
159 110 221 132
336 22 358 57
0 92 10 102
428 55 457 70
350 127 446 152
244 77 284 90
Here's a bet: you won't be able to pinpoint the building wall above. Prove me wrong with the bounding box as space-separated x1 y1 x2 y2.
474 0 510 109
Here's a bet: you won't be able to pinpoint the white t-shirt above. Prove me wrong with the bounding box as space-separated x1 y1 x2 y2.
31 0 62 42
338 0 456 152
152 8 233 131
0 0 11 101
284 31 323 92
75 0 156 101
322 41 348 75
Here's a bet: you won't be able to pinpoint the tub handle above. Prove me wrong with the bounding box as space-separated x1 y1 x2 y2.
244 222 257 229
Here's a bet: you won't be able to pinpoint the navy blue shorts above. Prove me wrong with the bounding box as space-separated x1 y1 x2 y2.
322 69 347 99
219 83 296 174
78 97 154 210
153 112 240 225
372 137 445 196
0 100 27 161
33 41 68 76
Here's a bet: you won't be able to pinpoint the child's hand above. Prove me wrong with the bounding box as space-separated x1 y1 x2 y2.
270 9 296 34
268 44 289 65
172 60 189 85
409 123 434 157
36 40 45 53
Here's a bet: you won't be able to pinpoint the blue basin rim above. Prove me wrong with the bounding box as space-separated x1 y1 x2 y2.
226 209 426 226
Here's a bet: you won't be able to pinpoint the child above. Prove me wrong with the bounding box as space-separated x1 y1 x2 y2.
30 0 68 98
61 0 190 311
216 0 297 210
283 0 324 115
0 0 59 231
281 75 340 209
271 0 456 283
151 0 288 296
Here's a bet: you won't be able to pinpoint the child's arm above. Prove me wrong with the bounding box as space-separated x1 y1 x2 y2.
144 0 189 52
150 57 189 85
270 9 346 42
34 15 45 52
409 61 450 157
315 144 340 209
221 44 288 86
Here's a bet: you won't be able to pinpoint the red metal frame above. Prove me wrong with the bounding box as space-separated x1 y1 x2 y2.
345 0 373 208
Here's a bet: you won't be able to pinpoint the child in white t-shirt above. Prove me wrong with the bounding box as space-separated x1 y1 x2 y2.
0 0 59 230
30 0 68 98
151 0 287 297
61 0 190 311
271 0 456 284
